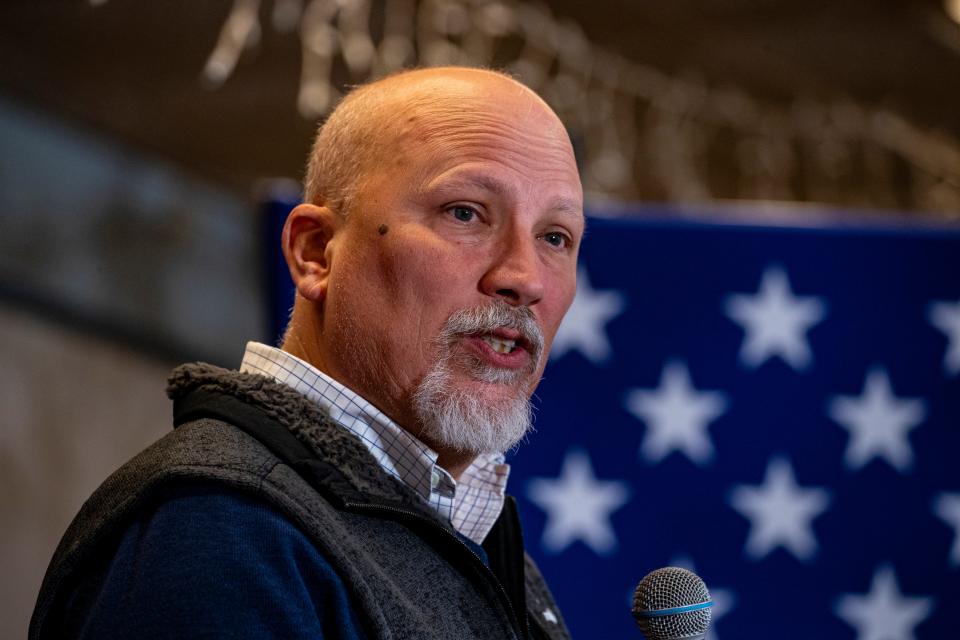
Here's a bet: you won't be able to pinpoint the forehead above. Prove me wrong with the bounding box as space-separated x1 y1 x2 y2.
397 79 569 148
375 79 582 200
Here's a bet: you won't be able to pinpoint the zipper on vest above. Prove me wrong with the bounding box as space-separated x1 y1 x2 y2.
342 501 525 640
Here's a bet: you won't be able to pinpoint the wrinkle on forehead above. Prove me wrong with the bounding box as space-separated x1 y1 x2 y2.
410 93 567 142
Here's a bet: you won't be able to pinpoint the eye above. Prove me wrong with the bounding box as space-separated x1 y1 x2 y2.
542 231 572 249
447 205 478 222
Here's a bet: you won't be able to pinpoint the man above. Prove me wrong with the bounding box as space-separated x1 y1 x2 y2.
31 66 584 640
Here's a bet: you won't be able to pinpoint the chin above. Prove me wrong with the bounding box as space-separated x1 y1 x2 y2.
412 363 534 455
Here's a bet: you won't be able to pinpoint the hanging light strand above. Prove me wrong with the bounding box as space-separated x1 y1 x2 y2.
160 0 960 215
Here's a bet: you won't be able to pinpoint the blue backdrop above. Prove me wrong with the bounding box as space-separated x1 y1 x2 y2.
264 201 960 639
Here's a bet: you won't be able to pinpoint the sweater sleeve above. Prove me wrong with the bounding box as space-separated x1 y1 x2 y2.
70 483 368 640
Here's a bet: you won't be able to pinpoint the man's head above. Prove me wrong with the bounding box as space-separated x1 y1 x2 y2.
282 66 584 474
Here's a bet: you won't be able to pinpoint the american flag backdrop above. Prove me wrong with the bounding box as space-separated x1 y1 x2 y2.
511 210 960 639
262 199 960 639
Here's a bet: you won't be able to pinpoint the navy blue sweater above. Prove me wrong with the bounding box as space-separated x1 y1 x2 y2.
72 484 492 639
74 485 368 639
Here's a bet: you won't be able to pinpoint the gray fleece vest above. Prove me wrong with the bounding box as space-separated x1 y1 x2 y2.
30 364 572 640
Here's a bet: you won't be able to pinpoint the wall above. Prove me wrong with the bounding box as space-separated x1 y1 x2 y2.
0 302 175 638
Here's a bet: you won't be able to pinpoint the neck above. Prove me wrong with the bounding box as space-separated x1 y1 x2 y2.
281 331 316 367
434 449 479 481
283 323 481 481
284 310 493 483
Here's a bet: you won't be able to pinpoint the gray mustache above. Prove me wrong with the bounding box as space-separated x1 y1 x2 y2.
440 301 545 361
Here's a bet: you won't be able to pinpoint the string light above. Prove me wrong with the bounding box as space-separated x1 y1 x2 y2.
96 0 960 216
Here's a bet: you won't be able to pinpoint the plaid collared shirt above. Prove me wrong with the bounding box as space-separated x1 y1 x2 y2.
240 342 510 544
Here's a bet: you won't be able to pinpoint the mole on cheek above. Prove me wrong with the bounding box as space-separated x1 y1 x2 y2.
377 224 389 236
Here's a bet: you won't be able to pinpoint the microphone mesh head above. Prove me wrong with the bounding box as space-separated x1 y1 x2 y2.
631 567 712 640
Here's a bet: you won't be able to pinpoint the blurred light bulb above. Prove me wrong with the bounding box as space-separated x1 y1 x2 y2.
946 0 960 25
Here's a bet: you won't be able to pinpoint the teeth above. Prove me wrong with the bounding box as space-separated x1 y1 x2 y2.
483 335 517 354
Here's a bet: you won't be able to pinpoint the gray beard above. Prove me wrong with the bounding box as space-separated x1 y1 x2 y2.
412 301 544 455
412 358 534 455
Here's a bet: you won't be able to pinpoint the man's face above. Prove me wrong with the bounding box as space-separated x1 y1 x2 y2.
320 76 584 453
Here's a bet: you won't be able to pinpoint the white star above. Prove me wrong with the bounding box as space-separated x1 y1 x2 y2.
835 566 934 640
704 586 734 640
933 492 960 566
729 457 831 561
827 368 927 473
928 298 960 376
550 267 626 365
624 361 729 466
670 556 735 640
724 265 826 371
526 449 631 555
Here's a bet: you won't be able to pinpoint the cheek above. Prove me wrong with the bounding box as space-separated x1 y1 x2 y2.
372 233 454 303
542 276 578 340
365 232 469 352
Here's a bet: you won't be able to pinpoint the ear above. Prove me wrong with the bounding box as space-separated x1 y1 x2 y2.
282 203 339 303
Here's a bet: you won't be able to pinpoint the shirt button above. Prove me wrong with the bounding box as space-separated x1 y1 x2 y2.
430 470 441 490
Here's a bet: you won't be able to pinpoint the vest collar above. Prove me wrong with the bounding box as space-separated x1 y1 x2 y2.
167 362 440 518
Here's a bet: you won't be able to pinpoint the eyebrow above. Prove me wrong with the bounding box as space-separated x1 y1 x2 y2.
550 197 585 220
428 173 584 220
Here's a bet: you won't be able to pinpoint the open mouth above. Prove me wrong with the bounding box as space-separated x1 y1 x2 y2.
482 335 518 354
440 301 543 367
473 327 536 360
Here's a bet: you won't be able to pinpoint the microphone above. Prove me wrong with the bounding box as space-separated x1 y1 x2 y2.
631 566 714 640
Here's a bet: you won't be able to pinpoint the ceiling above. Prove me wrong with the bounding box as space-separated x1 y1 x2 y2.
1 0 959 201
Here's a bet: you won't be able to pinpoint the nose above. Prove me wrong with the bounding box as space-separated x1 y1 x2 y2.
479 232 545 307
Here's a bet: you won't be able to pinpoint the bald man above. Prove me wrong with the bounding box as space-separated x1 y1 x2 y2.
31 67 584 640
